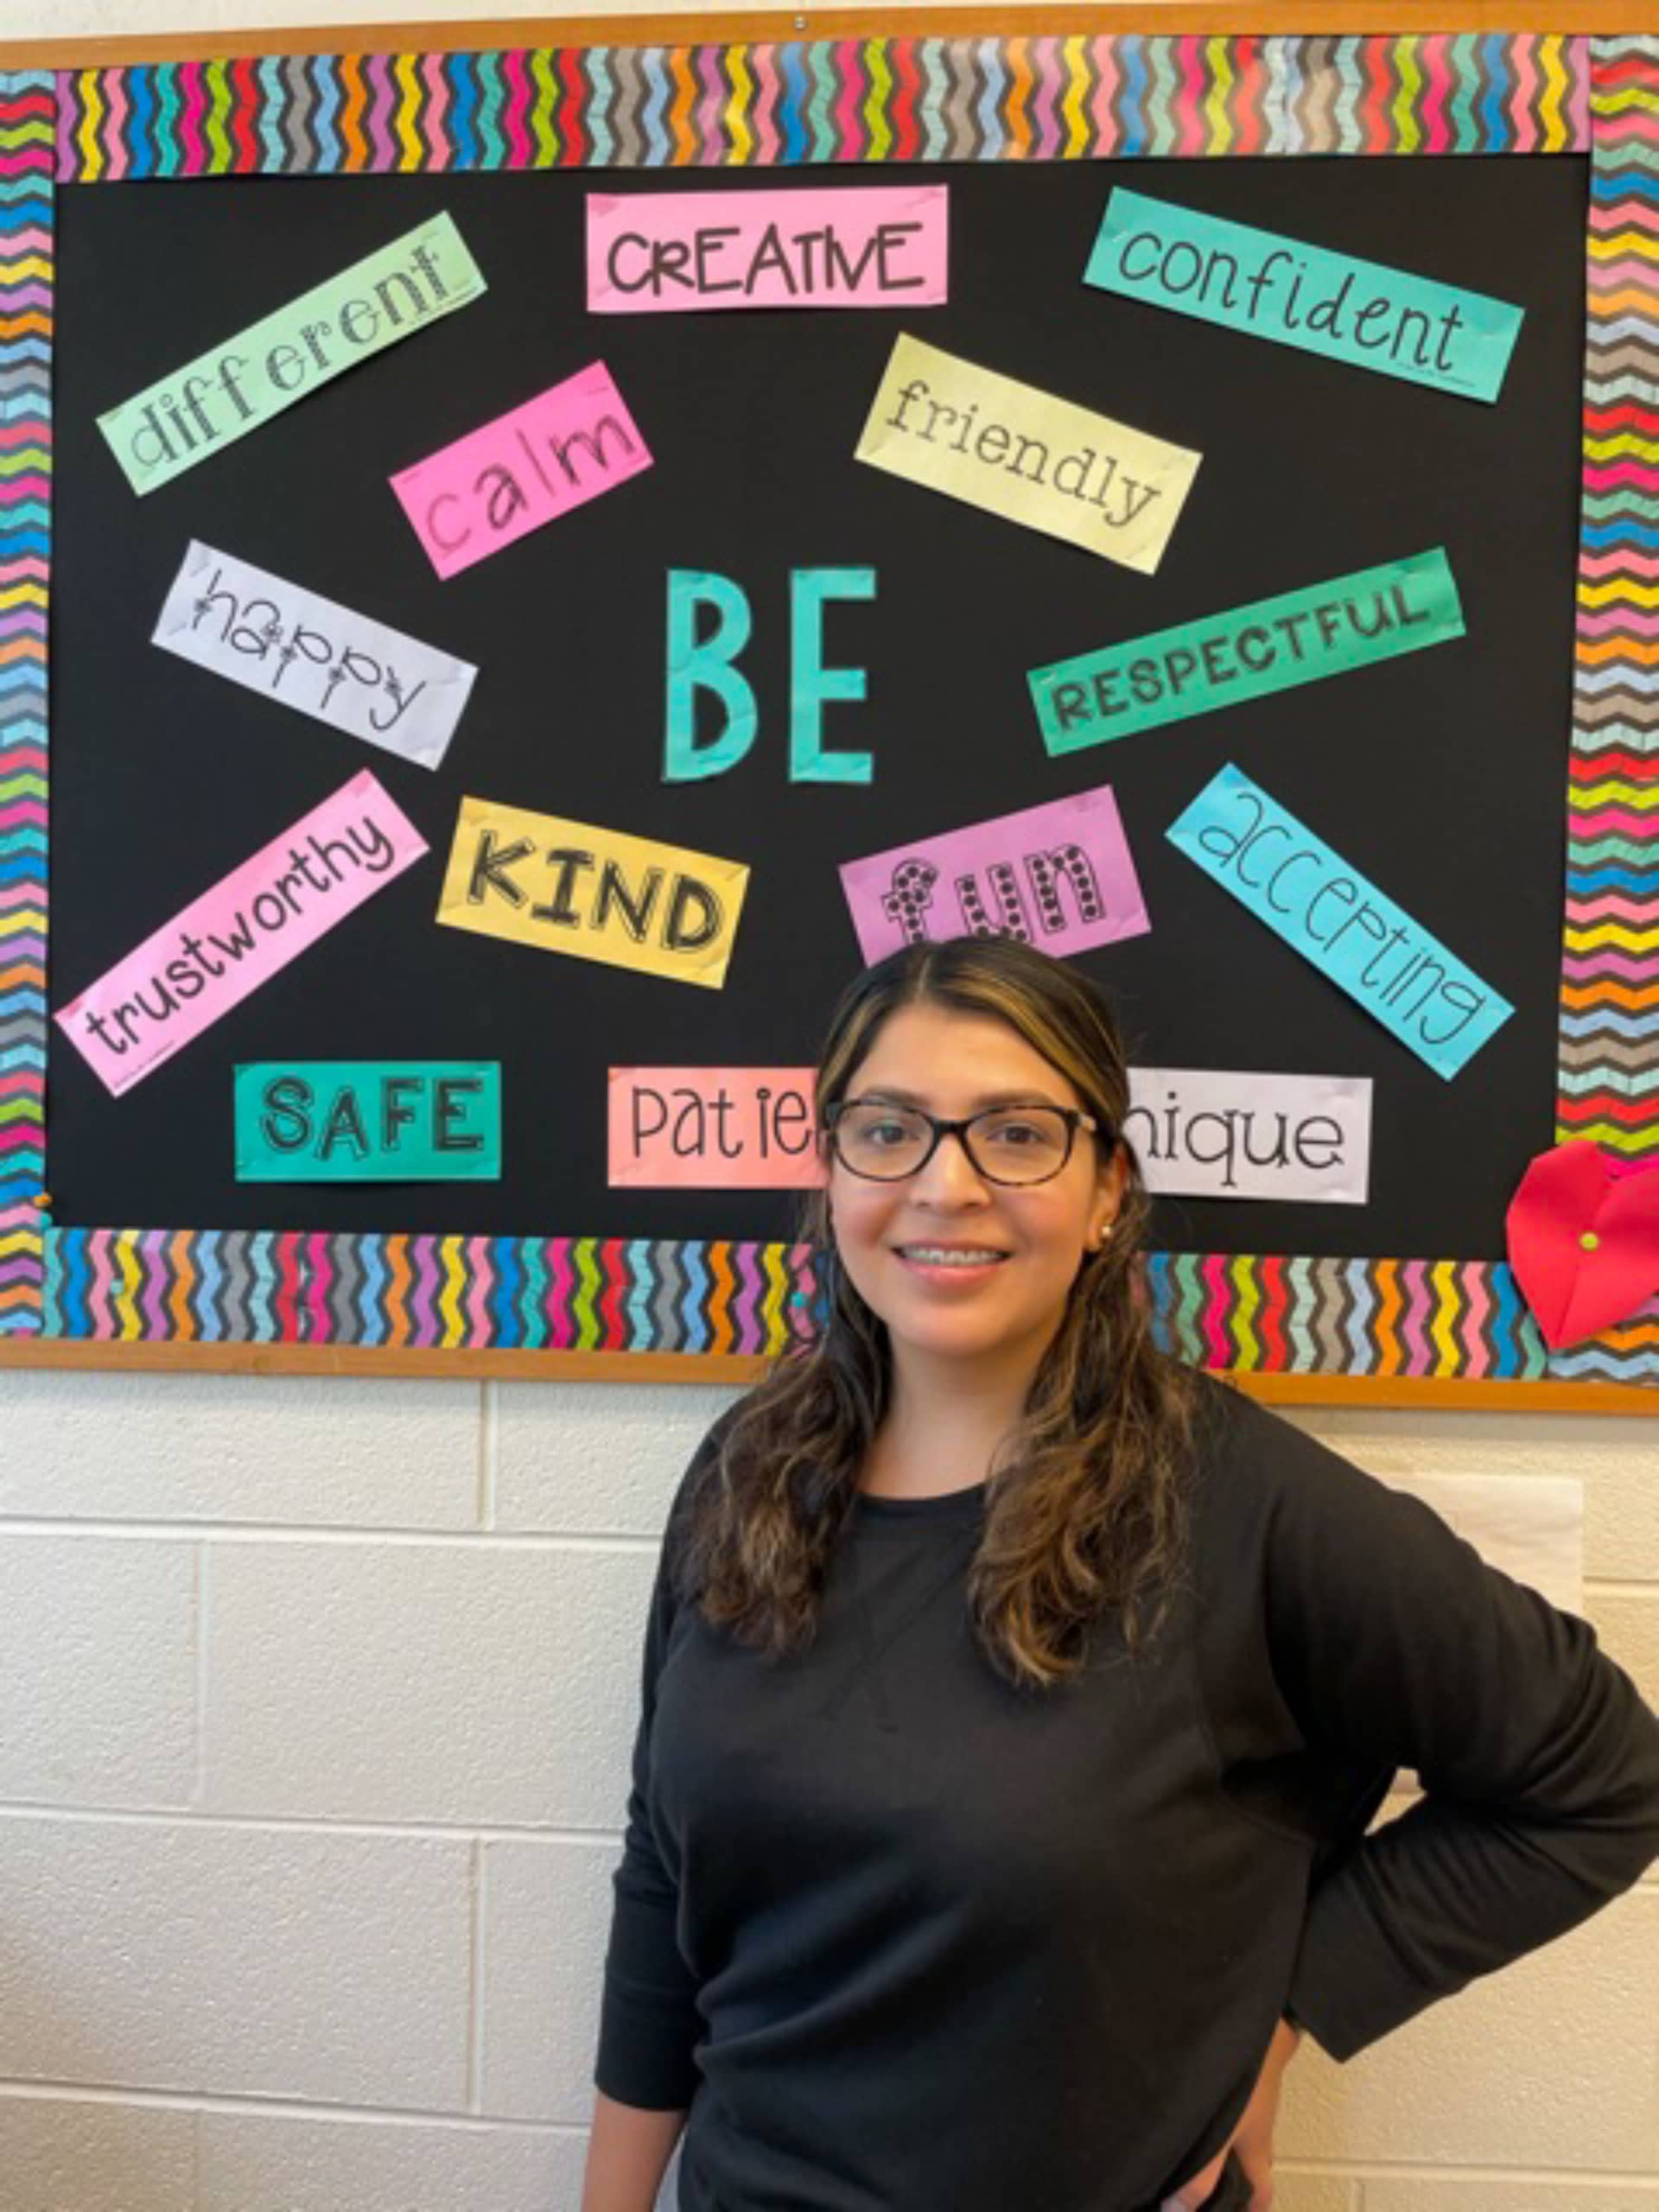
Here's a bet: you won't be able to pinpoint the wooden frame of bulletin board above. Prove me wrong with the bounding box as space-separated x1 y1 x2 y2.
0 9 1655 1406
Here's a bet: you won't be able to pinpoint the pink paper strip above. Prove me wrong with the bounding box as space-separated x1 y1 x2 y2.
55 770 429 1096
608 1066 823 1187
587 185 949 314
839 785 1150 965
390 362 653 580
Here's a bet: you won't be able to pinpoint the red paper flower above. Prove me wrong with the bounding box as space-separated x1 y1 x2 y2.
1505 1141 1659 1351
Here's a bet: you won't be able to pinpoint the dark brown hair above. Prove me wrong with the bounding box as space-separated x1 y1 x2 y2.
682 938 1200 1688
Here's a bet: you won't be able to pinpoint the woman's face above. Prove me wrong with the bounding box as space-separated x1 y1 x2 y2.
826 1001 1125 1377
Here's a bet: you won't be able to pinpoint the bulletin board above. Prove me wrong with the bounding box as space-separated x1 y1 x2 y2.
0 10 1656 1401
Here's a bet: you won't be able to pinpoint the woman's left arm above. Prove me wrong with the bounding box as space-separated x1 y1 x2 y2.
1232 1404 1659 2064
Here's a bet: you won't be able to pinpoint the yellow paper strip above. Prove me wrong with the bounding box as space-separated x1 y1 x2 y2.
855 333 1200 574
436 796 749 989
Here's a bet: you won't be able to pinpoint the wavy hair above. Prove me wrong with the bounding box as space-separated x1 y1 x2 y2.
681 938 1201 1688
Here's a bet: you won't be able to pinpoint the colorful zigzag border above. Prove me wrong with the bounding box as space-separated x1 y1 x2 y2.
52 34 1590 179
1556 35 1659 1382
3 36 1656 1382
29 1230 1557 1380
39 1229 819 1356
0 68 51 1338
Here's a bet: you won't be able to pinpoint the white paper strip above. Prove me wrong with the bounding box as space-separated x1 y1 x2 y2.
1382 1473 1585 1615
1123 1067 1372 1204
153 540 478 770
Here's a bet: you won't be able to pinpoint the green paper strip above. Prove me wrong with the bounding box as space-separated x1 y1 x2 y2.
1030 549 1464 756
234 1062 501 1182
99 214 486 495
1085 189 1522 403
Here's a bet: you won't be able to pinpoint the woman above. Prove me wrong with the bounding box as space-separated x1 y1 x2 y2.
581 937 1659 2212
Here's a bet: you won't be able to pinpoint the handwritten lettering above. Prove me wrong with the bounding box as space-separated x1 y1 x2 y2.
439 798 748 989
100 216 484 494
1168 766 1513 1080
392 364 652 580
235 1062 501 1182
1122 1067 1372 1204
608 1067 823 1188
154 543 475 769
842 787 1147 966
1087 189 1522 403
55 772 427 1096
1032 552 1464 755
588 187 948 315
858 334 1199 573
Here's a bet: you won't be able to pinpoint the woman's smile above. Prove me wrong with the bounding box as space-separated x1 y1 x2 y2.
890 1241 1010 1282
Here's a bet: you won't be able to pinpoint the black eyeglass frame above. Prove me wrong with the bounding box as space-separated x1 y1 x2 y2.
823 1098 1105 1186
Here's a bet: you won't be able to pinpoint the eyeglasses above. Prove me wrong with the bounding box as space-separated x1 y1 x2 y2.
824 1098 1102 1186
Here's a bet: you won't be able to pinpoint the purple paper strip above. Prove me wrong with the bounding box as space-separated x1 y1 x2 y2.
839 785 1150 965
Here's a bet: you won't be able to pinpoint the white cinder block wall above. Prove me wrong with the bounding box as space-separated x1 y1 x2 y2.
5 3 1658 2206
0 1371 1655 2212
0 1371 737 2212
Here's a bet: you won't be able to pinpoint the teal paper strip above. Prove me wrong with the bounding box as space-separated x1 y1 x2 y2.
1085 190 1523 404
1030 549 1464 755
1166 766 1513 1081
234 1062 501 1181
99 214 486 495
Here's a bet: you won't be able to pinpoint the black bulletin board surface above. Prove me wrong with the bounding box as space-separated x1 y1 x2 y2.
48 148 1587 1257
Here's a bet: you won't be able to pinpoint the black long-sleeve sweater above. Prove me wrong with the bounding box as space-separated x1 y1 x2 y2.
595 1382 1659 2212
